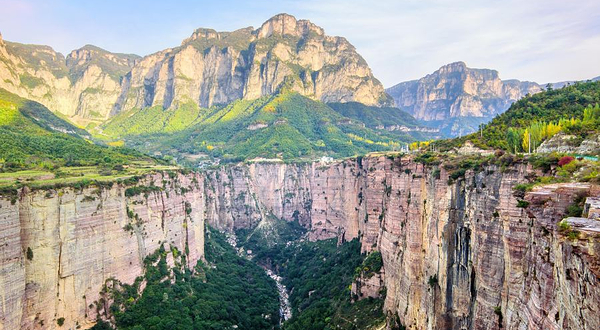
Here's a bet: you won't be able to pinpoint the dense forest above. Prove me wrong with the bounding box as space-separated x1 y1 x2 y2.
278 239 385 330
99 91 432 163
0 88 150 171
236 218 385 330
92 229 280 330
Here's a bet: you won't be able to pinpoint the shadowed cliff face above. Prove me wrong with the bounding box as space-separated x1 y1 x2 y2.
1 156 598 330
0 14 390 125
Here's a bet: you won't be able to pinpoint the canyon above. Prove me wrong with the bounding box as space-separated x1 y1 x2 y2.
1 155 598 329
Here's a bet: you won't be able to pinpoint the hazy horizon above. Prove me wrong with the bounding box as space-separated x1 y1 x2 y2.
2 0 599 86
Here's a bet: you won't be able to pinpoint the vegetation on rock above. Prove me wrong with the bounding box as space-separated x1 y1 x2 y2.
0 88 153 172
432 81 600 152
237 218 385 330
102 91 431 163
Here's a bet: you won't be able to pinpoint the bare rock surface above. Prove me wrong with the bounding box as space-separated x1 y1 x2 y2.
0 14 389 125
1 157 599 329
387 62 542 121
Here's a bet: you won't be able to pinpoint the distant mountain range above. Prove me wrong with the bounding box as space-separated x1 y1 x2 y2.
0 14 390 127
0 14 434 162
386 62 599 136
548 76 600 89
1 13 596 159
386 62 541 136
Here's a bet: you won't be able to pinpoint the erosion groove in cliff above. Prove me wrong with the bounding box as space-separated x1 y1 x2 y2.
184 156 600 330
1 155 598 330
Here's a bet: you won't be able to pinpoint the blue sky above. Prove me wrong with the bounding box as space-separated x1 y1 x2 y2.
2 0 599 86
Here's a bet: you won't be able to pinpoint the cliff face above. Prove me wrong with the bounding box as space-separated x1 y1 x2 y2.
0 173 206 330
0 14 390 125
386 62 541 121
198 157 599 330
2 157 598 330
113 13 389 113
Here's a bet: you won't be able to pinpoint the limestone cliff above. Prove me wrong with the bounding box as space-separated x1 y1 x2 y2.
0 14 390 125
2 157 598 330
386 62 542 135
198 157 599 330
113 13 390 113
0 172 205 330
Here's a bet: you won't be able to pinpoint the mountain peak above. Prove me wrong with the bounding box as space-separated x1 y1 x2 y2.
0 14 389 124
436 61 468 74
387 62 542 130
256 13 324 39
182 28 221 44
444 61 466 68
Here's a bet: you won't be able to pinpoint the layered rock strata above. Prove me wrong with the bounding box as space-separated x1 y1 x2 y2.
200 157 599 330
0 172 206 330
1 156 598 330
386 62 542 121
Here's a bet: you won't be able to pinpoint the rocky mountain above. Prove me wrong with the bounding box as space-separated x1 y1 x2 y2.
2 156 598 329
114 14 391 114
386 62 542 136
0 33 139 125
0 14 390 125
549 75 600 89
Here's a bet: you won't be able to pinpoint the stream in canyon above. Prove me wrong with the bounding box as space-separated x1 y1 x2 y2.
266 269 293 322
225 233 292 322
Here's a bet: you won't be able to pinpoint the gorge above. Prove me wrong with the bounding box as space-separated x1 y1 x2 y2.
1 8 599 330
2 155 598 329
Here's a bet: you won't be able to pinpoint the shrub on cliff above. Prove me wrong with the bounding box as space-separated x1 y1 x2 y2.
558 156 575 166
356 251 383 279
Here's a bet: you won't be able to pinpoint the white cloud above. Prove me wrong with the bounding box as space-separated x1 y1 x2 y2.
289 0 600 85
2 0 599 86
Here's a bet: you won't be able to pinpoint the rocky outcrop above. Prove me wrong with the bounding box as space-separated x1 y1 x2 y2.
2 156 598 330
537 133 600 155
0 14 390 124
113 13 389 113
386 62 542 135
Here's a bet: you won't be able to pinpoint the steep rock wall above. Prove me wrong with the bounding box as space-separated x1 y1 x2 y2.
1 157 598 330
386 62 541 121
0 14 389 125
113 13 389 113
200 157 599 330
0 172 205 330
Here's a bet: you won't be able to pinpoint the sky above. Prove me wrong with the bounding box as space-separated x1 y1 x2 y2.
2 0 599 87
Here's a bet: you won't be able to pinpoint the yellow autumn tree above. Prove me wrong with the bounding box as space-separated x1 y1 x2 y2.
522 129 531 152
